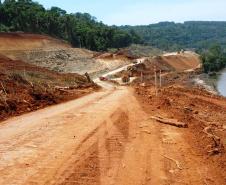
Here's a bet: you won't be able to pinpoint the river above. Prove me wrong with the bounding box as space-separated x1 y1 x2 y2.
217 68 226 97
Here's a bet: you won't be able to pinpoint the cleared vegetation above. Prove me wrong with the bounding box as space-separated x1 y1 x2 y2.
0 54 98 121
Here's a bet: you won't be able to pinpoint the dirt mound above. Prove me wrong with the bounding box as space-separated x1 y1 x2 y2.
0 33 71 51
0 55 98 121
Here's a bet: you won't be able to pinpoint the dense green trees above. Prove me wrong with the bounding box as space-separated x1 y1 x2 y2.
121 21 226 51
201 45 226 73
0 0 141 51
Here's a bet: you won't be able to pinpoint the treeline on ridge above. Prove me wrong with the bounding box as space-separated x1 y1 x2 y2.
200 45 226 73
120 21 226 51
0 0 142 51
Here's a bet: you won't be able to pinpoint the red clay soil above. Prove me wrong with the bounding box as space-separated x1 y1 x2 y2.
0 55 98 121
145 53 201 73
163 54 200 71
0 33 71 51
134 83 226 183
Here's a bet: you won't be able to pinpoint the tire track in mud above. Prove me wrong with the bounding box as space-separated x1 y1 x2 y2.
52 109 130 185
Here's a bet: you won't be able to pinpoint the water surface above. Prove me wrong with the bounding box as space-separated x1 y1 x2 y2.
217 68 226 97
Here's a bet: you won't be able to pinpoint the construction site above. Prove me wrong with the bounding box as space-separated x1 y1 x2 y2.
0 33 225 185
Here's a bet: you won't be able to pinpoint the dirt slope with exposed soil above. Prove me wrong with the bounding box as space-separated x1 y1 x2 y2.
0 54 98 121
111 52 201 82
0 33 225 184
0 33 71 50
163 52 201 71
146 52 201 73
0 33 132 77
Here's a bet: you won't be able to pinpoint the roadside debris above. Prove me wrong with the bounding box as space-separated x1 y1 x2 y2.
203 126 224 155
150 116 188 128
121 75 130 83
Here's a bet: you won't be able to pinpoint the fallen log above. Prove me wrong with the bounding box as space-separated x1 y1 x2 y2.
150 116 188 128
203 126 220 142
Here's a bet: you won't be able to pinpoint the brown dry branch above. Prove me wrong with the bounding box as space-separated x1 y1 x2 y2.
202 126 223 155
150 116 188 128
0 82 7 95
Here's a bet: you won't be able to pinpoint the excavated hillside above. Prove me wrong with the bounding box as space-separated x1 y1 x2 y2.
0 33 132 78
111 52 201 81
0 33 71 51
146 52 201 73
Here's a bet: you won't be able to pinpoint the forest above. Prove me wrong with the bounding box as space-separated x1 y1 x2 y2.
121 21 226 51
0 0 141 51
200 45 226 73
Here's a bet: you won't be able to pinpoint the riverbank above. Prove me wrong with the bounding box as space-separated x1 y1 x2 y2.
217 68 226 97
196 69 226 97
194 73 219 95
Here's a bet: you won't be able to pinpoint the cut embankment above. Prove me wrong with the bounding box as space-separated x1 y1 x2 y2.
163 53 201 71
148 52 201 73
0 33 71 51
0 54 97 121
0 33 132 76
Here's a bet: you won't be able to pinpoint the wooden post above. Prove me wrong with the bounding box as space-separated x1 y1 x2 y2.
154 66 158 96
141 72 143 83
0 82 7 95
159 70 162 88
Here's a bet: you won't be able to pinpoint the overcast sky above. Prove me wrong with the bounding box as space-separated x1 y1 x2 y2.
36 0 226 26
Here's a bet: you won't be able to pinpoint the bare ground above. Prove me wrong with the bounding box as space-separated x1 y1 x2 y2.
0 33 132 78
135 84 226 185
0 76 225 184
0 34 225 185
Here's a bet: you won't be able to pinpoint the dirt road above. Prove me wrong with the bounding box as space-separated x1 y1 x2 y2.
0 75 223 184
